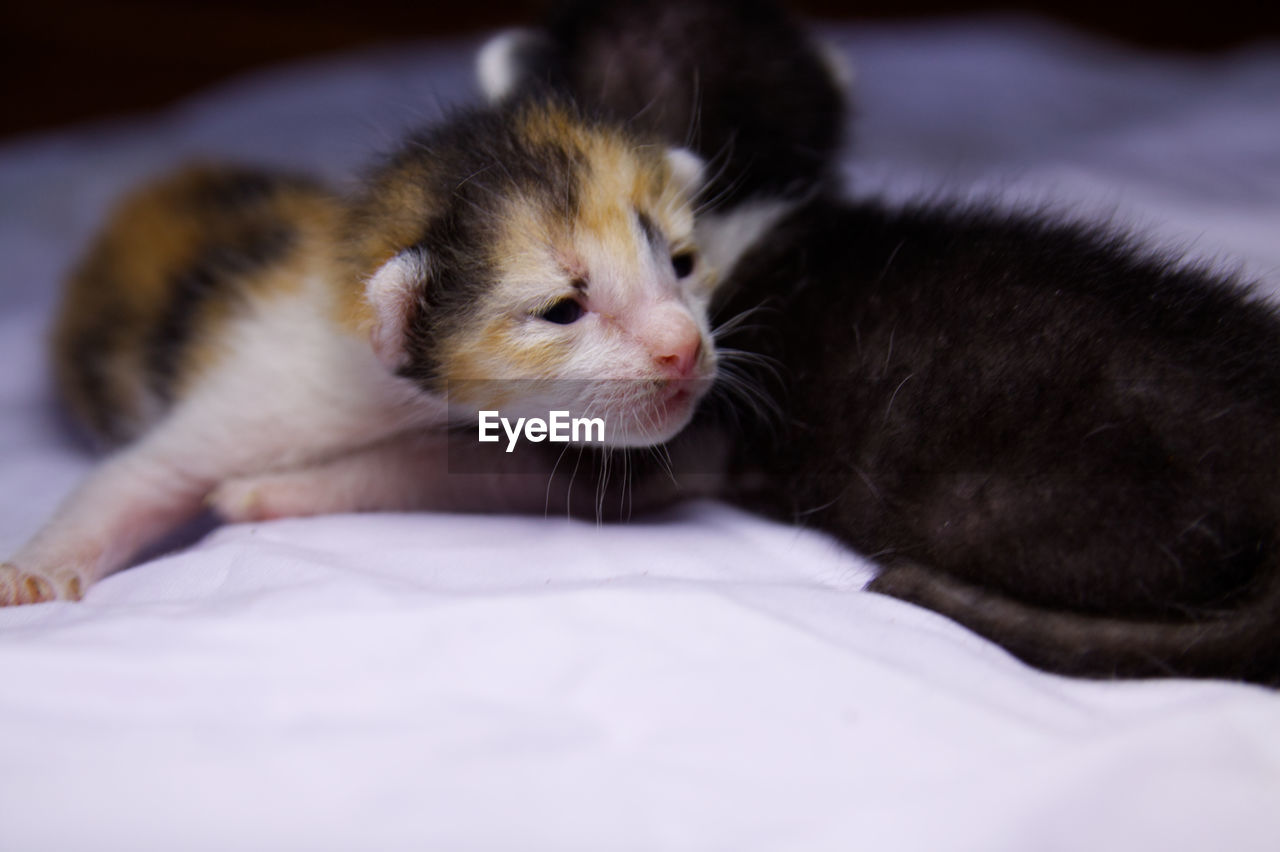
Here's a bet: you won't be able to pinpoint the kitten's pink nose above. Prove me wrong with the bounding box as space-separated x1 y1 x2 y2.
646 310 703 379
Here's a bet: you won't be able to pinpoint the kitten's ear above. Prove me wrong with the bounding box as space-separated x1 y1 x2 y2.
814 39 856 94
665 148 705 199
365 249 428 371
476 28 552 103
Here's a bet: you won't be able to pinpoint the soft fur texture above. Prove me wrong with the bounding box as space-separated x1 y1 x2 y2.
499 0 1280 685
1 96 715 604
706 196 1280 684
482 0 847 210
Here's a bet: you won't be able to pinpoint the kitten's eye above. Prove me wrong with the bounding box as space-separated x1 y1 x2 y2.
537 298 584 325
671 250 696 279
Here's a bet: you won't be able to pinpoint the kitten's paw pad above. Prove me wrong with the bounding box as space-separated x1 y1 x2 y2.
209 476 326 522
207 480 266 523
0 562 82 605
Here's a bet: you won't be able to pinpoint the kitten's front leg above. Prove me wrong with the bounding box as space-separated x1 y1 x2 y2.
1 438 210 603
208 432 447 521
4 429 515 603
210 424 730 524
2 389 430 605
209 430 563 521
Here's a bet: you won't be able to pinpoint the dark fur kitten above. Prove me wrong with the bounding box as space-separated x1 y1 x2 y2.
480 0 846 210
710 196 1280 685
493 0 1280 685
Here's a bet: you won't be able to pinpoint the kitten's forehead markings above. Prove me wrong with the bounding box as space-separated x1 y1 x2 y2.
517 108 693 248
490 197 573 295
550 244 589 285
478 113 700 326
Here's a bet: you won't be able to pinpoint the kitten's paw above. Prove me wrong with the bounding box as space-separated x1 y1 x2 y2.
207 479 269 523
208 474 333 523
0 562 83 605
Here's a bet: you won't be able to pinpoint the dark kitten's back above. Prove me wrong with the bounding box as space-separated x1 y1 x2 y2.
713 196 1280 683
485 0 1280 684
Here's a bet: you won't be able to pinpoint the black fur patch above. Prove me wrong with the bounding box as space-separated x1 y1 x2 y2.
636 209 659 248
148 224 295 402
698 195 1280 683
364 100 599 390
533 0 847 208
61 280 130 445
184 168 320 213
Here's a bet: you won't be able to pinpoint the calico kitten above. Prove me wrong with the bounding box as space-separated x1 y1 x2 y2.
1 97 714 604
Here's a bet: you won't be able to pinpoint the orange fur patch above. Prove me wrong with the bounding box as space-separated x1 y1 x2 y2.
52 165 341 443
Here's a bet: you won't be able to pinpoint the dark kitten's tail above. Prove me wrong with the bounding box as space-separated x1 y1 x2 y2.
868 561 1280 687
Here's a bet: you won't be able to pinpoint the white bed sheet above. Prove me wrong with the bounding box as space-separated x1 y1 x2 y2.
2 19 1278 852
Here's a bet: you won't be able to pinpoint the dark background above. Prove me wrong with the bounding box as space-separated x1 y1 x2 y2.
4 1 1278 140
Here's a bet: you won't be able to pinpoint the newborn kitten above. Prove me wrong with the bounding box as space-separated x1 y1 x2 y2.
1 96 714 604
709 196 1280 685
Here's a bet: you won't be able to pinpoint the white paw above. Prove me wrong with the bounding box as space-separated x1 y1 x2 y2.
208 475 333 523
0 561 83 605
207 479 269 523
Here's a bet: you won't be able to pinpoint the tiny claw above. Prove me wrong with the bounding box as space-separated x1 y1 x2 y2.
21 573 55 604
0 563 78 606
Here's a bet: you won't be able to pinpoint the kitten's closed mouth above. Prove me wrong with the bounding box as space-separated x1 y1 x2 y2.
647 379 709 429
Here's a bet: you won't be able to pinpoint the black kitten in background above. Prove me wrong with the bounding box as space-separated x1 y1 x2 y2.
479 0 847 210
713 197 1280 685
490 0 1280 685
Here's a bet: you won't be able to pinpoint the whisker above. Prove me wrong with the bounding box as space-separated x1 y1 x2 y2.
566 444 586 520
711 302 777 340
544 440 573 518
